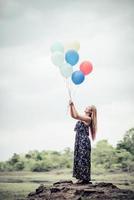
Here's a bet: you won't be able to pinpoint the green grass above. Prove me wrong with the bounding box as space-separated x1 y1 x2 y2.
0 183 38 200
0 169 134 200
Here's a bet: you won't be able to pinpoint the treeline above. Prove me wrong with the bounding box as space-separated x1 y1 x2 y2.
0 148 73 172
0 128 134 173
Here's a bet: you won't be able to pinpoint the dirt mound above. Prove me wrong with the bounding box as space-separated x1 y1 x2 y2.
26 180 134 200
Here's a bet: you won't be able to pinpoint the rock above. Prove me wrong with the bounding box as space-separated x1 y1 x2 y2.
26 180 134 200
27 192 36 197
53 179 73 186
50 187 62 193
94 182 118 189
35 184 46 194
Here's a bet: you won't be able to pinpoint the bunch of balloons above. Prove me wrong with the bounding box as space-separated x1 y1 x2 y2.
50 41 93 85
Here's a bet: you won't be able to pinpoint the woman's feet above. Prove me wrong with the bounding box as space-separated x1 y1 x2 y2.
75 179 92 184
75 179 83 184
82 180 92 184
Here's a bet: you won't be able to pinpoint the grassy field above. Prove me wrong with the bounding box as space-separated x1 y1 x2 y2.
0 169 134 200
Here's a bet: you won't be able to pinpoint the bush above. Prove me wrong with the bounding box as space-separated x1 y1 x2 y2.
31 161 52 172
0 162 5 172
14 161 25 171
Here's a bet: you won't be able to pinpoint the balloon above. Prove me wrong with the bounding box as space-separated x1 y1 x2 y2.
50 42 64 53
51 52 64 67
65 50 79 66
71 71 85 85
64 41 80 51
60 63 73 78
80 61 93 75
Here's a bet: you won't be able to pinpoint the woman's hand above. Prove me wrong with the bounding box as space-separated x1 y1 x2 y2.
69 99 74 106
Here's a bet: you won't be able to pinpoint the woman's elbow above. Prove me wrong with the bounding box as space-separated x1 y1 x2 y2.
71 114 76 119
72 114 79 119
70 113 74 118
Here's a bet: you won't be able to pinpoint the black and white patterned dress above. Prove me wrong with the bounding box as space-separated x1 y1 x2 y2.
72 120 91 181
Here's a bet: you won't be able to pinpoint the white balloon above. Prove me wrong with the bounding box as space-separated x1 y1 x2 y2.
60 63 73 78
51 52 64 67
50 42 64 53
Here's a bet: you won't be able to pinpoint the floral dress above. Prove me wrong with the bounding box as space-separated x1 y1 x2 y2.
72 120 91 181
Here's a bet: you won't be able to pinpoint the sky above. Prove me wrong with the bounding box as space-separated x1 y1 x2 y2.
0 0 134 161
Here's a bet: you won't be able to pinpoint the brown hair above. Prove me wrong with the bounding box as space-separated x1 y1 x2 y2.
89 105 97 140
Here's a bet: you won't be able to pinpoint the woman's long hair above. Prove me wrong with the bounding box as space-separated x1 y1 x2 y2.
89 105 97 141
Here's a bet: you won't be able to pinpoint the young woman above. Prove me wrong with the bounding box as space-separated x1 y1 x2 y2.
69 100 97 184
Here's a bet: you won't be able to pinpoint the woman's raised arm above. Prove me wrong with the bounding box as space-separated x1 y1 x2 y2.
69 100 91 124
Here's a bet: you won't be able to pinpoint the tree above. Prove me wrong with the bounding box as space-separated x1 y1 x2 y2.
92 140 117 169
116 149 134 172
8 153 20 165
25 154 32 159
117 128 134 155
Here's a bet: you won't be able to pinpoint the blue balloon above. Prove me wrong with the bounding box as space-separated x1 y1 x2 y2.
65 50 79 66
71 71 85 85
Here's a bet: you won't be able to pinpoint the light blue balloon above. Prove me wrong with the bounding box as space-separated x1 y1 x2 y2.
65 50 79 66
50 42 64 53
71 71 85 85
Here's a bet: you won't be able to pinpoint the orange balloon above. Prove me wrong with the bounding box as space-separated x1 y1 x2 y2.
80 61 93 75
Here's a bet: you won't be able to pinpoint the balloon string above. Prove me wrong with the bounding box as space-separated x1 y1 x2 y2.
65 78 73 115
72 84 79 99
66 78 72 100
